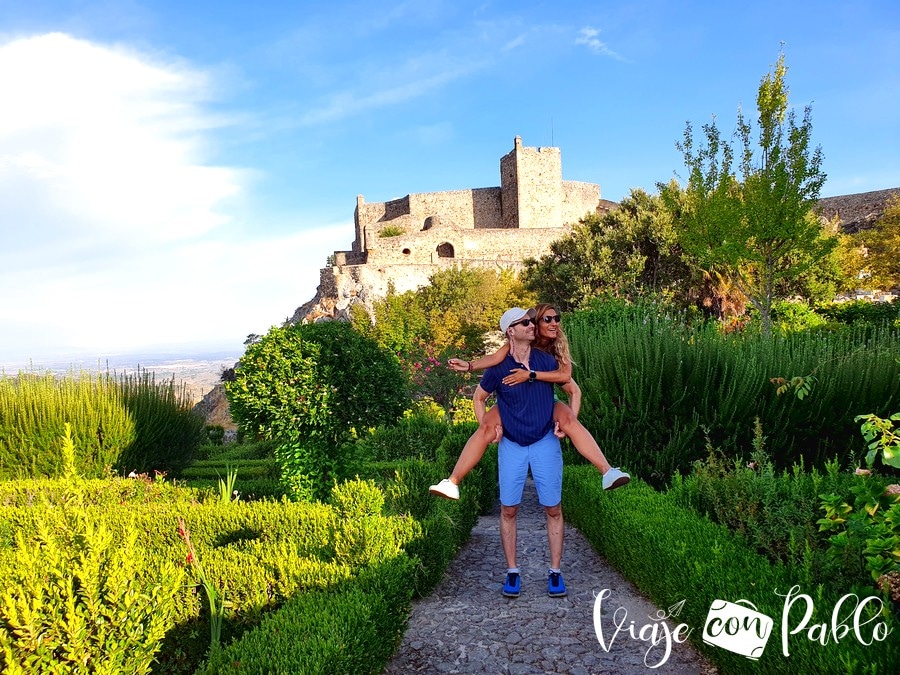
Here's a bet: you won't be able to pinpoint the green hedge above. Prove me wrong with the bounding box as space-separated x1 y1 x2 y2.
355 414 451 462
179 459 278 480
563 466 899 674
196 555 416 674
0 510 183 675
0 497 339 674
0 415 492 674
194 422 495 675
817 299 900 326
0 475 204 508
668 452 881 591
184 477 285 501
0 443 489 675
357 421 497 597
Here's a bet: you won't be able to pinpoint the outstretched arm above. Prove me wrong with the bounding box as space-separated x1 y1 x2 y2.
501 359 572 386
448 343 510 373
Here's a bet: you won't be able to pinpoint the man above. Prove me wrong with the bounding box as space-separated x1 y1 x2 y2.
474 307 567 599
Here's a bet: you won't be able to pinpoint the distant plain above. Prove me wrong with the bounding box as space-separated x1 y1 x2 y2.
0 351 240 404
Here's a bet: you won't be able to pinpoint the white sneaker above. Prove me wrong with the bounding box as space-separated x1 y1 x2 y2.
602 468 630 490
429 478 460 500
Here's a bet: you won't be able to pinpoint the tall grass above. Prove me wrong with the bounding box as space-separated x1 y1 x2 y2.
115 369 205 474
567 305 900 483
0 371 134 479
0 368 204 479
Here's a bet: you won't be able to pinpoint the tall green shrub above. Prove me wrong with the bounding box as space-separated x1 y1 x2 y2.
0 372 135 479
116 369 205 474
566 303 900 482
226 322 410 500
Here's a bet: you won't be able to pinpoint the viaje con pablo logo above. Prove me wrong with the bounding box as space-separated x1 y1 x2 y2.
593 585 892 669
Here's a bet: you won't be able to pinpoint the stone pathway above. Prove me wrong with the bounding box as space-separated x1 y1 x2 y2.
385 480 717 674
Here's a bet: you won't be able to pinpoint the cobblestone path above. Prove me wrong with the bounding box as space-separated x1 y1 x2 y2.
384 480 717 674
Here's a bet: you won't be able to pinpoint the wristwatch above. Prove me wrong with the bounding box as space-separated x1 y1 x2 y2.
529 370 536 382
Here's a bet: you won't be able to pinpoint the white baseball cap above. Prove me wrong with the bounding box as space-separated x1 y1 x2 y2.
499 307 529 333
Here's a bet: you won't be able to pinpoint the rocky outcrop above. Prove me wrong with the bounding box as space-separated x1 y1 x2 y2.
816 187 899 234
192 383 236 431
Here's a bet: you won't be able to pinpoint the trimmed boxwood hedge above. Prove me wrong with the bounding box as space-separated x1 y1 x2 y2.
563 466 899 674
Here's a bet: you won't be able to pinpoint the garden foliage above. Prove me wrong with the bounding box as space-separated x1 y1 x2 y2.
0 412 495 674
566 302 900 482
0 511 184 675
115 369 205 474
0 372 134 479
225 321 409 500
564 466 899 674
0 369 204 479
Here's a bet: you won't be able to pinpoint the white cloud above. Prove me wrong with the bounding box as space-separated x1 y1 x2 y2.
0 222 349 360
575 26 623 61
296 59 482 126
0 33 241 253
502 34 526 52
0 33 338 361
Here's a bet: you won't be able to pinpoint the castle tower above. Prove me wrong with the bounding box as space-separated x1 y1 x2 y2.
500 136 564 229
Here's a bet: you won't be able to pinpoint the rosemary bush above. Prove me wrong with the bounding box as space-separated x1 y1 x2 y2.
566 303 900 483
0 371 135 479
115 369 205 474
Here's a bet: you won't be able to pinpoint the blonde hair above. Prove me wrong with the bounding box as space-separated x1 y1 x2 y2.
532 303 573 366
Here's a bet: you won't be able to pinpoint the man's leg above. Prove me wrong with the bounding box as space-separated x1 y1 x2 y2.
528 431 568 596
544 503 564 569
500 504 519 569
498 437 528 597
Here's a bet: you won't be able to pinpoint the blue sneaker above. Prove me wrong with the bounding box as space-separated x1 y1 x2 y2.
548 571 567 597
502 572 521 597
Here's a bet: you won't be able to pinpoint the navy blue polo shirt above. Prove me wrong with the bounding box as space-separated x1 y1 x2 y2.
479 348 557 446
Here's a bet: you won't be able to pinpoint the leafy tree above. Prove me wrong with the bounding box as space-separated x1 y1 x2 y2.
225 322 409 500
661 53 837 334
856 196 900 289
352 267 534 413
521 188 694 311
417 267 535 350
770 215 861 303
356 267 535 357
350 282 429 356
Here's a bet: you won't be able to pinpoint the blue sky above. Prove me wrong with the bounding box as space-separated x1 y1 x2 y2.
1 1 898 365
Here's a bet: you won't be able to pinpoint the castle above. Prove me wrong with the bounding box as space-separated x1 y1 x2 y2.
293 136 608 323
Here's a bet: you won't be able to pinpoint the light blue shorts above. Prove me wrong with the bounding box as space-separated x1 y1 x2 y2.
498 431 563 507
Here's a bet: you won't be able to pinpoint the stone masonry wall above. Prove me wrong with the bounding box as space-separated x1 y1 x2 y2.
364 219 570 266
510 140 563 229
296 136 602 325
562 180 602 224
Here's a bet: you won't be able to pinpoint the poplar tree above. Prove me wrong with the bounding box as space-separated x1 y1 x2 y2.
662 53 836 334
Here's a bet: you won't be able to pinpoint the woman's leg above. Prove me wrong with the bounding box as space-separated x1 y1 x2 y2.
430 405 503 499
553 401 611 473
553 401 629 489
449 405 502 484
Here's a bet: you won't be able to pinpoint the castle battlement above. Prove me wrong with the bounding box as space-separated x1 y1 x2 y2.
293 136 603 324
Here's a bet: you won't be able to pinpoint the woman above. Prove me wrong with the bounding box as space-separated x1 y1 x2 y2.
429 303 629 500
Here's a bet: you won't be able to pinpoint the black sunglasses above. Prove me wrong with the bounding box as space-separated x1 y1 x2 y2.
510 318 534 328
541 315 562 323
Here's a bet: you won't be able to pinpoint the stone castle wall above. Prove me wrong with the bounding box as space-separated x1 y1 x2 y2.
294 136 603 324
501 139 563 229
